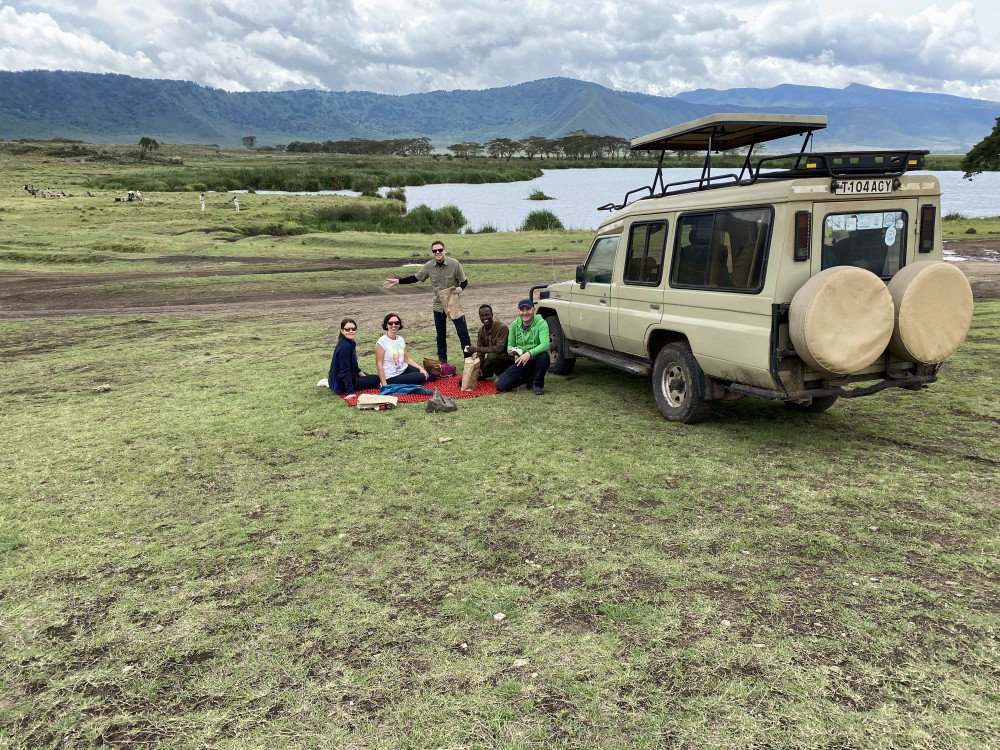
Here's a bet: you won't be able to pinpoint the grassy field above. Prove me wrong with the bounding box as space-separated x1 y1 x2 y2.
1 152 998 748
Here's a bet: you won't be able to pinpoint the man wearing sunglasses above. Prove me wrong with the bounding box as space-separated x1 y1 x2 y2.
383 240 471 365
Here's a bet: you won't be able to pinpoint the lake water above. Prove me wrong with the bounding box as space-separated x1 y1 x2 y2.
259 168 1000 232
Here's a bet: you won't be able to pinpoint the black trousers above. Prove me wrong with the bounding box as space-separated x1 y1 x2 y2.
496 352 550 391
433 311 471 364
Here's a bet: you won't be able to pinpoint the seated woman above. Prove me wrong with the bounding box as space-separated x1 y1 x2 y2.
328 318 381 402
376 313 436 386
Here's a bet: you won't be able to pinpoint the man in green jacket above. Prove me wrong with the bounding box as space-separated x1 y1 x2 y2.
496 299 550 396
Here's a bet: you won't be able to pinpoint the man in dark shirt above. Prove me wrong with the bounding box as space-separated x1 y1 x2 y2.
464 304 513 378
383 239 471 365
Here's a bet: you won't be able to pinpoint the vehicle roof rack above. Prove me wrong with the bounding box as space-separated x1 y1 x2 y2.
598 113 927 213
629 113 828 152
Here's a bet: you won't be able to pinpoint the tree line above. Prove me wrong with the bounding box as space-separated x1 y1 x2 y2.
274 131 639 159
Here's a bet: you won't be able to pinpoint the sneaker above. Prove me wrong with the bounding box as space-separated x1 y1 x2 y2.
533 387 544 396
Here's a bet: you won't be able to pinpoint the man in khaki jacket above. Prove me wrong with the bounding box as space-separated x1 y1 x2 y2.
383 240 471 365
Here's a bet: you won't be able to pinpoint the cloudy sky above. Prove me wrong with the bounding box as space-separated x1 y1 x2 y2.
1 0 999 101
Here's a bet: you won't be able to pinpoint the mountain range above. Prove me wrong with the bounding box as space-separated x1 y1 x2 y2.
0 70 996 153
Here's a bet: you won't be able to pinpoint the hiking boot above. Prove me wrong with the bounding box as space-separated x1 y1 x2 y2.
533 386 544 396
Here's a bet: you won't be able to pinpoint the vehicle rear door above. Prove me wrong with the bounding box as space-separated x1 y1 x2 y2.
611 219 668 357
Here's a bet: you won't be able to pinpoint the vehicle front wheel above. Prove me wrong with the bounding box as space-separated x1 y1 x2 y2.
784 395 838 413
652 343 709 423
545 315 576 375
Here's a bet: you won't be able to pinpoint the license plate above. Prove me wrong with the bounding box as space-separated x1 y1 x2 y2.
833 178 895 195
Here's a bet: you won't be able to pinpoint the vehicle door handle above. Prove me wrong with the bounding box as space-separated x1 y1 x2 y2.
599 298 607 304
650 304 660 310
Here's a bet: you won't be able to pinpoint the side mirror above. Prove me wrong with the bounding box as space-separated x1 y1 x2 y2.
575 265 586 288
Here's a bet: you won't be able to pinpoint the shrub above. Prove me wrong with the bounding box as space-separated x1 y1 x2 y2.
528 189 553 200
300 201 465 234
519 210 564 231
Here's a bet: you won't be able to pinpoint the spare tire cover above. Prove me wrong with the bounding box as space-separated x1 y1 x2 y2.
789 266 895 376
887 261 973 363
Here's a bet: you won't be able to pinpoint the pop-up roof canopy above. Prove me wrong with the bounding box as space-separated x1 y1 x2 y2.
630 113 828 152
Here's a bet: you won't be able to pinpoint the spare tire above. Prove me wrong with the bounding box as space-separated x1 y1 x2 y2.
789 266 895 376
887 261 973 363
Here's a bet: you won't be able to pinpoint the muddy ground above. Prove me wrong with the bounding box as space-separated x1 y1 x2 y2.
0 241 997 321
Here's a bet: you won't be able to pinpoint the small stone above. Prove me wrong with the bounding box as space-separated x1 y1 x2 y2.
720 619 732 628
512 658 529 668
94 384 111 393
459 642 469 652
438 436 452 444
868 526 879 532
493 612 506 622
852 582 859 587
741 550 750 556
753 643 766 648
945 580 959 586
869 577 878 582
530 671 538 678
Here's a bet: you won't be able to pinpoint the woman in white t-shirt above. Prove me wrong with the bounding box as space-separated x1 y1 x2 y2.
376 313 436 386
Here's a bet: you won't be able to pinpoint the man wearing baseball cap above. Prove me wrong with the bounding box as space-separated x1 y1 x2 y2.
496 298 550 396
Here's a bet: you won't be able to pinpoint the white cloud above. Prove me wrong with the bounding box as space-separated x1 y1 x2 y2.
1 0 998 100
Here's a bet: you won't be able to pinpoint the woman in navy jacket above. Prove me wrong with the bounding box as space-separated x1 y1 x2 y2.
328 318 380 401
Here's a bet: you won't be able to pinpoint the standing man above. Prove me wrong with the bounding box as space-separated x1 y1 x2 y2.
496 299 550 396
465 304 512 378
383 240 471 365
199 193 206 211
233 196 240 212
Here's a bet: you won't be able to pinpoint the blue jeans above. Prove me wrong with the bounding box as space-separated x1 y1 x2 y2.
496 351 550 391
433 311 471 364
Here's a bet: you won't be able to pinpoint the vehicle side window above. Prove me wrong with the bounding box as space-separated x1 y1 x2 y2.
583 235 619 284
624 221 667 285
822 210 906 278
671 207 772 292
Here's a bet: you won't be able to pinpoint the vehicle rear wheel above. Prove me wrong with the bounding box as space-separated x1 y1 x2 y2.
545 315 576 375
785 395 838 413
652 342 709 423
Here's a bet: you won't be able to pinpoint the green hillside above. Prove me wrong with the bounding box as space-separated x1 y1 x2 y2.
0 70 995 151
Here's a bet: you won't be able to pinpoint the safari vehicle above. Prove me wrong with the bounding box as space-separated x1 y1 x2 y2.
530 113 973 422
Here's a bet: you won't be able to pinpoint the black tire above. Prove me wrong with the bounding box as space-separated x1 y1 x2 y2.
545 315 576 375
652 342 709 423
784 395 838 413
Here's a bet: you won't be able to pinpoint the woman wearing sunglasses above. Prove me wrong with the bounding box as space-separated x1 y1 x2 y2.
328 318 381 402
376 313 436 386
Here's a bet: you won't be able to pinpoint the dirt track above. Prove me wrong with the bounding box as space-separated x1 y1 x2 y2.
1 241 997 321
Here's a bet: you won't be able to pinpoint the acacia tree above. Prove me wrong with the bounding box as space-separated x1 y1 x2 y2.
486 138 521 160
961 117 1000 179
241 135 257 150
137 136 159 159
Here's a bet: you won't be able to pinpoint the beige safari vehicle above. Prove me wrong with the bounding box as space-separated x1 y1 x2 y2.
530 114 973 422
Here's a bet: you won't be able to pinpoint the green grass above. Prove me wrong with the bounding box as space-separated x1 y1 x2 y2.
0 148 997 748
943 214 1000 239
1 304 997 748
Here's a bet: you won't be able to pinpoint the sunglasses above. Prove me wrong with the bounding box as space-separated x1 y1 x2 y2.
387 321 401 326
431 248 445 254
342 326 357 332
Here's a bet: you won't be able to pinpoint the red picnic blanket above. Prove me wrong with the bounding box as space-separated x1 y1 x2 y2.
338 375 501 404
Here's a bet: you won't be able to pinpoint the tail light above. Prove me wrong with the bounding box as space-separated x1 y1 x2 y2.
919 204 935 253
794 211 810 261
